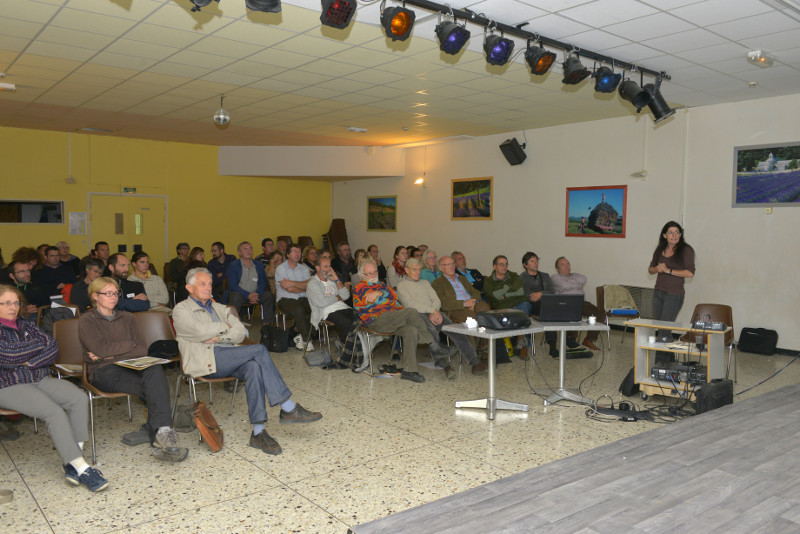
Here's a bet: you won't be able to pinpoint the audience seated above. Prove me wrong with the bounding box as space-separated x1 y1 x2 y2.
71 258 104 312
108 253 150 313
275 244 313 350
367 244 387 282
419 250 441 282
452 251 485 293
33 246 77 296
176 247 206 303
484 255 530 357
79 277 188 463
128 251 171 313
208 241 235 301
7 260 48 320
520 251 556 355
79 241 111 277
56 241 81 278
550 256 606 352
276 238 288 256
167 242 190 291
431 256 490 323
254 238 275 269
265 251 284 295
352 260 435 384
398 259 485 377
306 256 355 348
174 268 322 456
386 246 408 288
331 242 355 286
224 241 275 323
302 246 319 273
0 284 109 492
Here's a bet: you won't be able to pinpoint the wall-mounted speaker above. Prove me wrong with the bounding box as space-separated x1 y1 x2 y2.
499 137 527 165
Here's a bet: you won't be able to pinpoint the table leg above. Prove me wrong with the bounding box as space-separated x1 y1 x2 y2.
455 337 528 419
544 331 593 406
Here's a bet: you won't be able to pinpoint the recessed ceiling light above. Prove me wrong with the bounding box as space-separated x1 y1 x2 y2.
347 126 367 133
748 81 758 87
747 50 774 67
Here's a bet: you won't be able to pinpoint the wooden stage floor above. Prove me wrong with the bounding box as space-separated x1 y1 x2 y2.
351 382 800 534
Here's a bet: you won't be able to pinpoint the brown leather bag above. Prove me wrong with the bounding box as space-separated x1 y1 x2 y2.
193 401 224 452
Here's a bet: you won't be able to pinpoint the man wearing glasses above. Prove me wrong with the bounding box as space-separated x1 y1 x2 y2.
7 261 48 319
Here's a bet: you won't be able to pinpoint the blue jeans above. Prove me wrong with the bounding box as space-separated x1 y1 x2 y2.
208 344 291 424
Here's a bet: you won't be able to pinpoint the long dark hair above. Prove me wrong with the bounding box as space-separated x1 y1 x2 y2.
655 220 688 256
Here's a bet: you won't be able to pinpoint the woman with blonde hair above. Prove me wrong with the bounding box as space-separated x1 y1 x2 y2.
420 249 441 282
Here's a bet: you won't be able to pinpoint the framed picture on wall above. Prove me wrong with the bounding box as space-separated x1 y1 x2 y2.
565 185 627 238
733 142 800 207
451 177 493 220
367 196 397 231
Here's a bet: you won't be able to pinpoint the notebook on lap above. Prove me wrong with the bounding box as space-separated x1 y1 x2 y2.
537 294 584 322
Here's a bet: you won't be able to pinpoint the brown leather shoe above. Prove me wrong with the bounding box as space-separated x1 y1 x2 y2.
471 361 488 374
582 339 600 351
519 346 528 360
279 404 322 424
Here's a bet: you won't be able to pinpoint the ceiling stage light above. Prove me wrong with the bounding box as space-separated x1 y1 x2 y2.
246 0 281 12
593 66 621 93
618 79 651 112
524 43 556 75
321 0 356 29
483 34 514 66
643 79 675 123
435 19 470 55
189 0 219 12
381 5 415 41
562 53 590 85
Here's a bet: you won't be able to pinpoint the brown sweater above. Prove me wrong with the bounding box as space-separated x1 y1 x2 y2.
78 309 148 379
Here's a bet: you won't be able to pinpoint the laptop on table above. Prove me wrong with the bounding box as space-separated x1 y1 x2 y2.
536 294 584 322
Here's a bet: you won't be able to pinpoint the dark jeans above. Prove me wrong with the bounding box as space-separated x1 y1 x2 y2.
323 308 355 344
228 290 275 323
209 344 291 424
418 312 479 366
278 297 311 339
91 364 172 443
653 289 684 340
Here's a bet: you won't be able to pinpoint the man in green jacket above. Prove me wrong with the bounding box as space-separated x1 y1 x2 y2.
483 255 532 358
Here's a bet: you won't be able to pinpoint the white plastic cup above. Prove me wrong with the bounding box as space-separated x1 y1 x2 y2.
588 316 596 325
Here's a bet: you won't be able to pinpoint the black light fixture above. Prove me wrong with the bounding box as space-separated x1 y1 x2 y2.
643 78 675 123
618 77 651 113
435 11 470 55
483 27 514 66
381 1 415 41
320 0 356 29
593 65 621 93
189 0 219 12
524 41 556 75
246 0 281 12
562 52 590 85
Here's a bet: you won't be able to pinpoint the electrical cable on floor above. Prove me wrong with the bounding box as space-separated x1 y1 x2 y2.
735 354 800 396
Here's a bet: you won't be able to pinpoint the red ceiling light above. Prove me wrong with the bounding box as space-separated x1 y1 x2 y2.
320 0 356 29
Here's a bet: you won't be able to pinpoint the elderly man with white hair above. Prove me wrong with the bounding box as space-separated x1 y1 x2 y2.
398 258 487 377
174 267 322 456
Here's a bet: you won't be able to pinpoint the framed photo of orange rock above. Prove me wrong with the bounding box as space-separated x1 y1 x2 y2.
565 185 626 238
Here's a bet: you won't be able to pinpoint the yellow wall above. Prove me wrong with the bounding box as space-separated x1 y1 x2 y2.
0 126 331 269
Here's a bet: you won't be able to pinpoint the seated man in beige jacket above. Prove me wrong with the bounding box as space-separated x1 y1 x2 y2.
173 267 321 456
398 259 487 376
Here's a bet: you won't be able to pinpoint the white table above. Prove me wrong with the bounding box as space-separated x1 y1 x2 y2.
442 323 539 420
529 319 610 406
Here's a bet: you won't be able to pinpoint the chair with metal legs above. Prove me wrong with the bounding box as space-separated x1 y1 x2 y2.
301 320 335 360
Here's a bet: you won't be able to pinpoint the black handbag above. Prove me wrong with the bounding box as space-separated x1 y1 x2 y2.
260 325 289 353
738 327 778 355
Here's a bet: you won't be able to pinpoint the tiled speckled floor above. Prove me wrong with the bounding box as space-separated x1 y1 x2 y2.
2 328 798 533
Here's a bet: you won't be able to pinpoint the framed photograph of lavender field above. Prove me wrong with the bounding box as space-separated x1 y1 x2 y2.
565 185 626 238
733 142 800 207
451 177 493 220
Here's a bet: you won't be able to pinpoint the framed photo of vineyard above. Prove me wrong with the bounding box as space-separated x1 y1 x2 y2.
565 185 626 238
733 142 800 206
367 196 397 231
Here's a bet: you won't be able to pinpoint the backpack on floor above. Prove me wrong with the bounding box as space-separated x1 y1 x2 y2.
738 327 778 355
619 367 639 397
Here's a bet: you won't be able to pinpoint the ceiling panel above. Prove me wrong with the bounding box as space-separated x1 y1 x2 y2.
0 0 798 146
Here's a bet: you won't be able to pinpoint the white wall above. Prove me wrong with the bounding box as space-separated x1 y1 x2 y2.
332 94 800 350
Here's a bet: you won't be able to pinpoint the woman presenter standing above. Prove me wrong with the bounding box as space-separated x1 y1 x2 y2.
648 221 695 323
